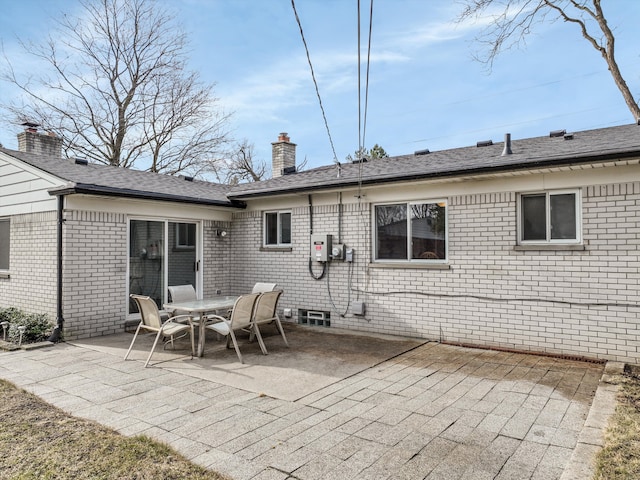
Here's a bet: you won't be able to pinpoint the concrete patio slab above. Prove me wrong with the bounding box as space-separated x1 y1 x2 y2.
73 325 425 401
0 324 610 480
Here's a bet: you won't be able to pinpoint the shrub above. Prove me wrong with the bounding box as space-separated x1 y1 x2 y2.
0 307 54 344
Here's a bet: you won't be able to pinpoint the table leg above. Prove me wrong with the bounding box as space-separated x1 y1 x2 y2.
197 315 207 357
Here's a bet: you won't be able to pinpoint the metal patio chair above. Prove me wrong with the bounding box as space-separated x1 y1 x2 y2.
251 282 278 293
125 294 195 367
168 284 198 321
249 290 289 352
204 293 262 363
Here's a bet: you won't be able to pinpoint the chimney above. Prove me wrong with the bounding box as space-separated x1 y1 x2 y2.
271 132 296 178
17 122 63 158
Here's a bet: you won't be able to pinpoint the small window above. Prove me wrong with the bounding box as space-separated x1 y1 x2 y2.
374 201 447 261
264 211 291 247
0 218 9 270
519 190 580 243
176 223 196 249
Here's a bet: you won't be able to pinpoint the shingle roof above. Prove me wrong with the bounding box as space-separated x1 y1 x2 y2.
228 123 640 199
5 123 640 205
0 147 241 208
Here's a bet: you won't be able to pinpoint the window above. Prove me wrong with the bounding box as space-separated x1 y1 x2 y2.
519 190 580 244
0 218 9 270
264 211 291 246
175 223 196 249
374 201 447 261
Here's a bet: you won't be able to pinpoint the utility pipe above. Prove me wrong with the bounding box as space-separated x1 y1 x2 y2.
48 194 65 342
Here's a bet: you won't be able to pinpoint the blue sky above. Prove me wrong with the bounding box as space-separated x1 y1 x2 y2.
1 0 639 171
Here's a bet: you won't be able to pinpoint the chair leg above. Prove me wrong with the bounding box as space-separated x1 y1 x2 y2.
145 330 164 367
252 324 268 355
227 330 244 363
124 324 142 360
274 316 289 347
189 326 195 356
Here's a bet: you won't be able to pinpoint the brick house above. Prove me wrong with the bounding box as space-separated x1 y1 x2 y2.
2 124 640 363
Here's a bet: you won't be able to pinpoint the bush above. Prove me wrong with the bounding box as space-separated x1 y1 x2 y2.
0 307 54 344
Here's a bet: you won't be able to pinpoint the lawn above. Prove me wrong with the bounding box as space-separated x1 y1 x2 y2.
0 379 227 480
594 366 640 480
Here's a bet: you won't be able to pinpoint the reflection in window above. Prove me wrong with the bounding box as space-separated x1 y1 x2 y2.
520 191 579 243
264 211 292 246
0 219 9 270
176 223 196 248
375 201 446 261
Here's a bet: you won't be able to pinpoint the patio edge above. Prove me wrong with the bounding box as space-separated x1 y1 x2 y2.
559 361 624 480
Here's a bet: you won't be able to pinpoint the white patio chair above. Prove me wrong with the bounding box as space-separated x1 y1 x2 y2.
125 294 194 367
168 284 198 321
168 284 197 303
250 290 289 352
204 293 262 363
252 282 278 293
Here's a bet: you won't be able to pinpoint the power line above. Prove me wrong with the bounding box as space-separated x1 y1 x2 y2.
291 0 339 164
359 0 374 155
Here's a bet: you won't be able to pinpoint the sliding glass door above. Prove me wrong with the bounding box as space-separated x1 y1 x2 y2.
167 221 197 290
129 219 199 314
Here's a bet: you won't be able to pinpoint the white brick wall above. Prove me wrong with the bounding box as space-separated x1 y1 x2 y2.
4 175 640 362
232 183 640 363
0 212 58 318
62 210 127 339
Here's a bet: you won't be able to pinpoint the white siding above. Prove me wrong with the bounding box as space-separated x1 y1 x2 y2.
0 154 62 216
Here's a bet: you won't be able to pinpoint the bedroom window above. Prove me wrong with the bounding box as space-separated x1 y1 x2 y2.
374 201 447 261
0 218 9 270
519 190 581 243
264 211 291 247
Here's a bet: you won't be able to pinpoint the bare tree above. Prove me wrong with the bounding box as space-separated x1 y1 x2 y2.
458 0 640 120
217 140 267 185
1 0 230 174
213 139 308 185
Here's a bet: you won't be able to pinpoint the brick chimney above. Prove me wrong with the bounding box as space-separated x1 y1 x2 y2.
271 132 296 178
17 122 63 157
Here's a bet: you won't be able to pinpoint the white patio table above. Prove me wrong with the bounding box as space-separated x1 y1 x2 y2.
163 296 238 357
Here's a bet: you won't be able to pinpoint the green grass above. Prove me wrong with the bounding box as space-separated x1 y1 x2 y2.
594 369 640 480
0 379 228 480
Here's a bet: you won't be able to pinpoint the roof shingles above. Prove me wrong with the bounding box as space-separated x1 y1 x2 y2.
228 124 640 199
0 147 237 207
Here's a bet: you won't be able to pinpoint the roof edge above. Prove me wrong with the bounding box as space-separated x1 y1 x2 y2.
48 183 246 209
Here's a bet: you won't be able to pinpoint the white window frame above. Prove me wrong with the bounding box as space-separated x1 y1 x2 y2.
263 210 292 247
373 199 448 262
0 218 9 271
518 189 582 245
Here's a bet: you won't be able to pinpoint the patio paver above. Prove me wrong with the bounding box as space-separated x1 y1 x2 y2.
0 327 609 480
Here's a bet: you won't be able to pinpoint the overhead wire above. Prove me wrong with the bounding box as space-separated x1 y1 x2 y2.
291 0 339 164
355 0 374 311
357 0 374 192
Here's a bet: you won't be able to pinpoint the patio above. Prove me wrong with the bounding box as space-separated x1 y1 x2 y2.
0 324 612 480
